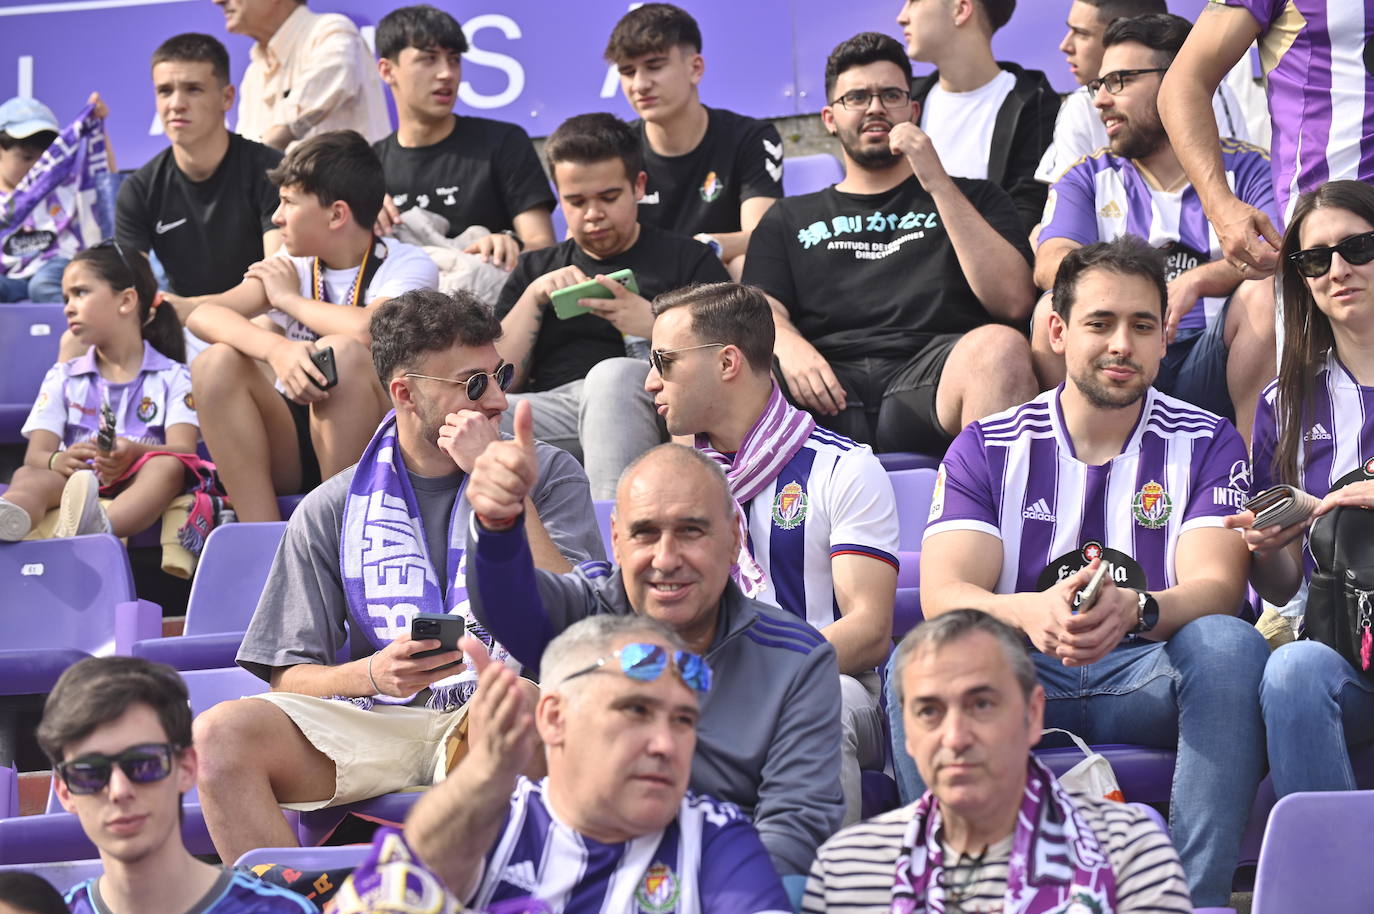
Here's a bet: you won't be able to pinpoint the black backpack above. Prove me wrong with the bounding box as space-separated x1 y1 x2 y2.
1305 485 1374 677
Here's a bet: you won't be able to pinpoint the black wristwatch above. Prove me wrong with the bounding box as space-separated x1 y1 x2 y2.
1133 591 1160 634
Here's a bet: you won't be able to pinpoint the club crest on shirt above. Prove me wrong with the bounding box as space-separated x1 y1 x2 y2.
136 397 157 423
929 465 947 524
1132 480 1172 529
772 481 809 530
635 863 680 913
183 392 195 411
34 391 48 412
700 171 723 202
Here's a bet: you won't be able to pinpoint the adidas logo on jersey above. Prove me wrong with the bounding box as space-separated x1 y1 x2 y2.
500 861 539 893
1306 423 1332 441
1099 200 1122 219
1022 498 1056 522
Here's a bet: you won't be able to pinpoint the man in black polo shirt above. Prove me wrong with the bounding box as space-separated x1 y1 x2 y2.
116 33 282 314
606 4 783 276
496 112 728 498
742 32 1038 456
373 5 555 272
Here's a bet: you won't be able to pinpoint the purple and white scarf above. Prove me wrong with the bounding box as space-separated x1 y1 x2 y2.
1 103 108 279
892 758 1117 914
696 383 814 597
339 411 507 712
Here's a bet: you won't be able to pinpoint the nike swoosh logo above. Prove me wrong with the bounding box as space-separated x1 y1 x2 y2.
155 218 187 234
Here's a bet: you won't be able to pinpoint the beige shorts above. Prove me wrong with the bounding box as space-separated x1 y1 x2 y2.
249 693 470 811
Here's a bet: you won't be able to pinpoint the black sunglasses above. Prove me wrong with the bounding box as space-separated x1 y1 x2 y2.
649 343 725 377
1288 231 1374 278
57 742 180 795
404 361 516 401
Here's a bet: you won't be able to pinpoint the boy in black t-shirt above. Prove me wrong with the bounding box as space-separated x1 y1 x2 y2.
373 5 554 272
116 33 282 310
605 4 783 277
741 32 1038 455
496 113 728 498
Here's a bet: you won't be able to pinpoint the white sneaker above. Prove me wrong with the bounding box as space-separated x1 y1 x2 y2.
0 497 32 541
54 470 111 538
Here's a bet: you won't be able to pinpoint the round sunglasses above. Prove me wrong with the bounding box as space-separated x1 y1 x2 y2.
56 742 180 795
1288 230 1374 278
404 361 515 401
559 642 713 694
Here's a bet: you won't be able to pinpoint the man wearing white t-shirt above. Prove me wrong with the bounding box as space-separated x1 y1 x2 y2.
644 282 898 824
188 130 438 522
897 0 1059 232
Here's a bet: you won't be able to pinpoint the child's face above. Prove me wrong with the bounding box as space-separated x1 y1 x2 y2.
271 183 335 257
62 260 137 347
380 45 462 124
0 142 43 192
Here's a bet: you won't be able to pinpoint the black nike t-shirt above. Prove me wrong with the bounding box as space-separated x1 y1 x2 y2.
373 116 554 239
741 175 1031 362
495 225 729 391
634 106 784 237
116 134 282 297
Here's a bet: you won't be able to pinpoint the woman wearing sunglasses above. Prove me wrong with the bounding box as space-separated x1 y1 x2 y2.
1224 179 1374 797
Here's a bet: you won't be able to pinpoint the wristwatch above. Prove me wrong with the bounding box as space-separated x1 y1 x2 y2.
1133 591 1160 634
693 232 724 257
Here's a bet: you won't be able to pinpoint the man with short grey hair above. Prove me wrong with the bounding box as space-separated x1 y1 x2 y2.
804 610 1190 914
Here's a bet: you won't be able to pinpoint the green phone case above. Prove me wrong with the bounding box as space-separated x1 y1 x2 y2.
550 268 639 319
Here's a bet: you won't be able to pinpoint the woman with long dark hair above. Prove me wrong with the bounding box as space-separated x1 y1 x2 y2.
1226 179 1374 795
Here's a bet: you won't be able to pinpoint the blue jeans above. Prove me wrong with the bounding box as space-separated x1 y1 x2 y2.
887 614 1267 907
0 257 68 303
1260 639 1374 795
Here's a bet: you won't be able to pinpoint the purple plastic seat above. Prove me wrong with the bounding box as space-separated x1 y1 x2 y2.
1034 745 1176 804
1252 790 1374 913
133 523 287 670
593 499 614 559
0 534 160 696
783 153 843 196
894 549 923 638
235 843 369 870
296 790 422 847
888 468 937 553
876 452 942 473
0 859 104 893
0 767 14 819
0 303 64 443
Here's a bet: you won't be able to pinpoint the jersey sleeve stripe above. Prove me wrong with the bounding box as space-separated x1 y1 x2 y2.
923 519 1000 541
829 544 899 568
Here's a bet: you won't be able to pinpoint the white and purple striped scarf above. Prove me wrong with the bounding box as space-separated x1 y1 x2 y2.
340 411 502 712
696 383 814 597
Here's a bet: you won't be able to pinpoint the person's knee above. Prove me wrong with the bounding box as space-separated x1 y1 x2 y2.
1261 640 1344 710
1171 614 1269 682
193 698 279 778
191 343 255 399
951 326 1033 380
582 357 650 401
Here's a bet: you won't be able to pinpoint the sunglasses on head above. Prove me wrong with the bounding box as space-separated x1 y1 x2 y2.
404 361 515 401
560 642 713 694
56 742 180 795
1288 231 1374 278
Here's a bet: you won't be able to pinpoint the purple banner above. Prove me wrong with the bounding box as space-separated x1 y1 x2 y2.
1 0 1211 170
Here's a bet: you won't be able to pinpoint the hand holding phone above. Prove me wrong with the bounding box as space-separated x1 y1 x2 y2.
1074 562 1111 614
410 612 464 671
309 345 338 390
549 268 639 319
96 402 116 455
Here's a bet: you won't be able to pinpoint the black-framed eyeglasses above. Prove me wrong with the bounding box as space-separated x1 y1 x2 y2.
1288 231 1374 278
405 361 515 401
1087 67 1168 95
560 642 713 694
831 87 912 110
56 742 180 795
649 343 725 377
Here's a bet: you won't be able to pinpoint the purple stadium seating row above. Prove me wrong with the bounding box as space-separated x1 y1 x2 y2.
0 303 65 444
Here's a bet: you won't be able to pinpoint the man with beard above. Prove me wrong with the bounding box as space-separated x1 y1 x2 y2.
741 32 1037 456
898 236 1266 909
193 289 604 864
1032 13 1276 442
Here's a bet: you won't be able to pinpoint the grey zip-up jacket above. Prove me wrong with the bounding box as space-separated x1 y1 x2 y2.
467 519 845 877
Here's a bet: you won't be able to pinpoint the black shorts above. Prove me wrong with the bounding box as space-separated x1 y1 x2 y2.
282 394 323 493
806 334 962 454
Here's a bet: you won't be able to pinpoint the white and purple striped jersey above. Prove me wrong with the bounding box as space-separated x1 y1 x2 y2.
1252 352 1374 575
1041 140 1275 334
1214 0 1374 221
740 429 900 631
467 777 791 914
926 387 1250 593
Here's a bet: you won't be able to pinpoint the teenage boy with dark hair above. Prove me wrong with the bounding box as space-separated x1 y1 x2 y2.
897 0 1059 232
117 33 284 313
188 130 438 523
496 112 729 498
373 5 555 271
37 657 314 914
605 3 783 275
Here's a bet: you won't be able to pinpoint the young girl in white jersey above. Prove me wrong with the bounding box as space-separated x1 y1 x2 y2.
0 242 199 541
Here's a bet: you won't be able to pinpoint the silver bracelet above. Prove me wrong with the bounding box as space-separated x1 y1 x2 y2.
367 653 383 695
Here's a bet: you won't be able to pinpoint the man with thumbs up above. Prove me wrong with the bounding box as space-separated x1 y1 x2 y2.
193 288 606 864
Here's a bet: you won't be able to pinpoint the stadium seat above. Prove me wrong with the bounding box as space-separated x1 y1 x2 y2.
0 859 103 893
235 843 370 870
0 303 64 443
0 534 160 698
593 499 614 558
876 452 941 472
782 153 842 196
1035 745 1176 804
296 790 422 848
894 549 922 637
1252 790 1374 913
0 767 14 820
888 467 937 552
133 522 288 670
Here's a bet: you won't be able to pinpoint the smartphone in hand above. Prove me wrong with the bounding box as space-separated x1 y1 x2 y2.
309 345 338 390
1074 562 1111 614
410 613 464 671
